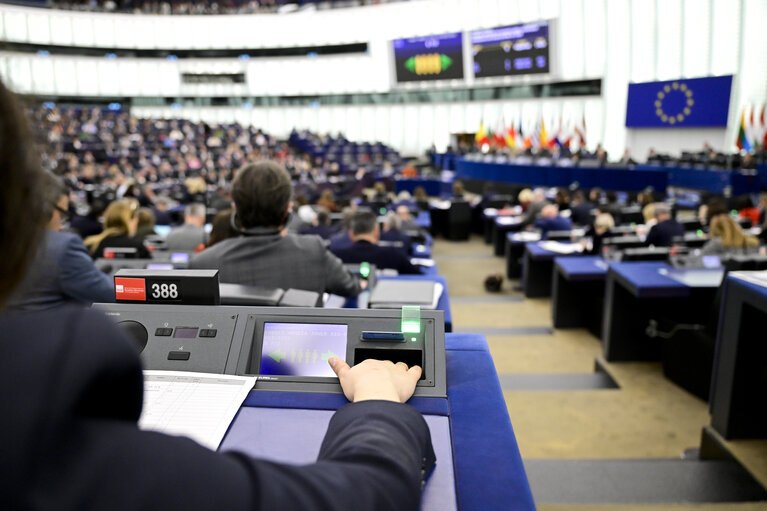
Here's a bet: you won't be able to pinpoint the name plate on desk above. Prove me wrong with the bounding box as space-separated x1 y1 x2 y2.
114 269 220 305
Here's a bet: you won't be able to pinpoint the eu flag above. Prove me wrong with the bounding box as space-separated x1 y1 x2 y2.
625 75 732 128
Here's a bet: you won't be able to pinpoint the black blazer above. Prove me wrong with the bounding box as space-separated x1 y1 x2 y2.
645 219 685 247
332 240 420 274
0 307 435 511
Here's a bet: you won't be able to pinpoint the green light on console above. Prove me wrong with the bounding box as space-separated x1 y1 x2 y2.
401 305 421 334
360 261 370 278
401 321 421 333
410 337 417 342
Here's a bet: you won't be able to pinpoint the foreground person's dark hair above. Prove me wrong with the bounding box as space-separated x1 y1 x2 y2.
0 81 47 307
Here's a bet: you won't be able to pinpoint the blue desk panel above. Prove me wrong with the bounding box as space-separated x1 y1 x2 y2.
220 334 536 511
456 159 761 194
415 210 432 229
609 262 690 298
556 255 608 281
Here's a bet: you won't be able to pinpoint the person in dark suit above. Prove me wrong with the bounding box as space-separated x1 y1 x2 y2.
70 199 106 239
191 162 362 296
332 211 420 274
7 173 114 311
570 190 595 226
534 204 573 239
0 79 434 511
645 203 685 247
380 212 413 255
300 209 338 240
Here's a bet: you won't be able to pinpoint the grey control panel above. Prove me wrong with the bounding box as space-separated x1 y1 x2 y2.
94 304 447 398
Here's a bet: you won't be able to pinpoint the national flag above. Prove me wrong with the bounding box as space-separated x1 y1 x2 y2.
475 120 489 146
493 118 506 147
506 122 516 148
749 105 758 148
736 108 752 152
574 113 587 149
539 117 548 148
761 105 767 149
548 115 561 149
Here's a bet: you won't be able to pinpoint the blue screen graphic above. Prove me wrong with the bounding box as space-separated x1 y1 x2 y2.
259 323 348 377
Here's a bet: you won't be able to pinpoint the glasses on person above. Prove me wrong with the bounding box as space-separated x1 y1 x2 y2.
54 205 71 221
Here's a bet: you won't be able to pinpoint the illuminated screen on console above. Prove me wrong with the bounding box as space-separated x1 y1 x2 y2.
259 323 348 377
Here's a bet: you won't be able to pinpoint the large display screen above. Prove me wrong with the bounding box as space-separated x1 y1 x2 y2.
393 32 464 83
470 22 550 78
259 323 348 377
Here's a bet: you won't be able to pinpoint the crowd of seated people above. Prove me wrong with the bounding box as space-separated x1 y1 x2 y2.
0 78 436 511
42 0 405 15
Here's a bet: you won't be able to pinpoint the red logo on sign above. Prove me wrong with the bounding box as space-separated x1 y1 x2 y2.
115 277 146 301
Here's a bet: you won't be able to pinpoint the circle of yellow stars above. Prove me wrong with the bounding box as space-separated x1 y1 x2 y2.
655 82 694 125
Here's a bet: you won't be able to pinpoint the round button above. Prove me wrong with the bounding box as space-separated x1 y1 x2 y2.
117 320 149 353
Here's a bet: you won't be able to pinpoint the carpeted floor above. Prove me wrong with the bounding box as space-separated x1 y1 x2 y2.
433 235 767 509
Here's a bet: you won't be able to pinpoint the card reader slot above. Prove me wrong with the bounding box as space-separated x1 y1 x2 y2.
354 348 424 380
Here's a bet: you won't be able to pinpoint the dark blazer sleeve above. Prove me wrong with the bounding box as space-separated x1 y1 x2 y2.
645 225 660 247
22 309 434 511
58 234 115 304
322 245 362 297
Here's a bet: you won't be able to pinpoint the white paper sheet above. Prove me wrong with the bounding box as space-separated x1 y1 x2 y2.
538 241 584 254
139 371 257 451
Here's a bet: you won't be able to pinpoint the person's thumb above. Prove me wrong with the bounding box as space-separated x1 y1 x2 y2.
407 365 422 383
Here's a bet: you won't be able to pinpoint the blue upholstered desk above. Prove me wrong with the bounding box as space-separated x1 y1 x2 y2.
602 262 724 361
454 158 761 194
505 232 541 279
220 333 536 511
493 215 524 256
708 273 767 440
522 242 586 298
552 256 608 338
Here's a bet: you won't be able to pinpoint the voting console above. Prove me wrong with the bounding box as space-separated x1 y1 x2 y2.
94 304 447 398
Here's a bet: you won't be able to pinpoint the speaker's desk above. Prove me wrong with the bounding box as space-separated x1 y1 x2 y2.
220 334 536 511
602 262 724 362
493 215 525 256
552 256 608 338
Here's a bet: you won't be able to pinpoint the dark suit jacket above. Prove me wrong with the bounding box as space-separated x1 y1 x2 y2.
380 228 413 255
534 216 573 239
570 202 595 226
191 229 361 297
300 224 338 240
645 219 685 247
0 307 435 511
7 230 114 311
332 240 420 274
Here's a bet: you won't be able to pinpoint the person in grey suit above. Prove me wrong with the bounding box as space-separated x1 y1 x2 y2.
7 173 114 311
165 203 208 251
191 161 362 297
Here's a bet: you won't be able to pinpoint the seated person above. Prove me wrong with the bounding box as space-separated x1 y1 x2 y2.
569 190 594 226
519 188 550 227
191 161 362 297
0 75 435 510
332 211 420 275
584 212 614 255
396 205 422 232
165 203 207 252
300 208 337 240
70 199 105 239
206 209 240 248
644 203 684 247
534 204 573 239
701 214 759 254
85 200 151 259
7 173 114 311
380 212 413 255
328 207 357 253
133 207 158 242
